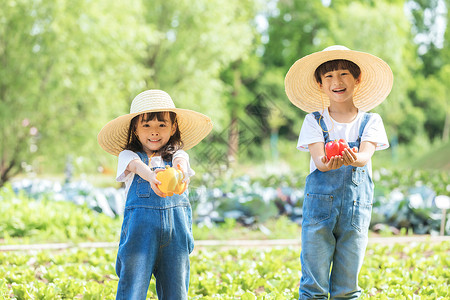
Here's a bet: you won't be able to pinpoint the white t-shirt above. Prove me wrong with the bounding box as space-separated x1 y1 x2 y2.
297 109 389 176
116 149 195 197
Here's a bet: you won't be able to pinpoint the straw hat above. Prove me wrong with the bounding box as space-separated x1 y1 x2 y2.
285 45 393 113
98 89 213 156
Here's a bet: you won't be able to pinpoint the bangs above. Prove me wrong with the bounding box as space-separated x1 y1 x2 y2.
140 111 175 123
314 59 361 83
125 110 181 159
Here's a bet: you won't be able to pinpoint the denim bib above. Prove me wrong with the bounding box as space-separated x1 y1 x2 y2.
125 151 190 209
304 111 374 232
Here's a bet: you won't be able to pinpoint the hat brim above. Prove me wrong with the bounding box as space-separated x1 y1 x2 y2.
98 108 213 156
285 49 393 113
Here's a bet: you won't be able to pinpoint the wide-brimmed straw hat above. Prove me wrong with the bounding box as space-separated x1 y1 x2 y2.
98 89 213 156
285 45 393 113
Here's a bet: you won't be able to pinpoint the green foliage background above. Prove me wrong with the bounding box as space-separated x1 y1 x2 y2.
1 0 449 184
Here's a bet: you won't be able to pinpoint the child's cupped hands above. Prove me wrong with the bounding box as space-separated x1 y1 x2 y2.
149 169 167 197
321 155 344 170
321 147 358 170
342 147 358 166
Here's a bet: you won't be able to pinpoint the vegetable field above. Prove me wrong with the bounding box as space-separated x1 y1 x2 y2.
7 167 450 236
1 168 449 299
1 241 449 299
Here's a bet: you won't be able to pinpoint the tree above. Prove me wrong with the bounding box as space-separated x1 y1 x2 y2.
264 0 331 68
0 0 265 184
0 0 148 186
407 0 449 141
407 0 447 75
261 0 332 142
441 0 450 141
137 0 262 168
140 0 258 126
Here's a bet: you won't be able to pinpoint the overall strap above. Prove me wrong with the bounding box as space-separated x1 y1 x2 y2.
137 151 148 164
312 111 330 142
356 113 372 144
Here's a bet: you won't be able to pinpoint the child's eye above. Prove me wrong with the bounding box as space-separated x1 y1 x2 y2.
143 124 150 127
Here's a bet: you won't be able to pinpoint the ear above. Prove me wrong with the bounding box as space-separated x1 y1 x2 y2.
355 74 362 85
171 122 177 136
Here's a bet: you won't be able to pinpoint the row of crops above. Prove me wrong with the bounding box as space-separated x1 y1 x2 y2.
6 168 450 235
1 242 449 299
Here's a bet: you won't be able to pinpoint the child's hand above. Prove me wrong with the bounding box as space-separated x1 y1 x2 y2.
149 169 167 197
342 147 358 166
176 164 190 194
321 155 344 170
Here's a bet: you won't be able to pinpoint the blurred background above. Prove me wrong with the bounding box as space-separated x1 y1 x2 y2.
1 0 449 237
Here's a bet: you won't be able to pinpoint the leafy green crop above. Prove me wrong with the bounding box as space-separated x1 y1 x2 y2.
0 241 448 299
0 184 301 244
6 167 450 236
0 186 122 244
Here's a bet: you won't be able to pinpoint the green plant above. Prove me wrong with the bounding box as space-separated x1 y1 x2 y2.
0 185 121 244
0 242 448 299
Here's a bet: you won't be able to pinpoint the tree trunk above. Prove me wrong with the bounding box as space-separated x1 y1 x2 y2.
227 113 239 164
227 65 241 165
0 124 26 187
0 157 19 188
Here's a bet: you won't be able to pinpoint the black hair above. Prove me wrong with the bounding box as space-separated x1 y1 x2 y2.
314 59 361 84
124 111 183 161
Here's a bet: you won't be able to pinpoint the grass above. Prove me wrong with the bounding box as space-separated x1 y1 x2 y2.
412 140 450 171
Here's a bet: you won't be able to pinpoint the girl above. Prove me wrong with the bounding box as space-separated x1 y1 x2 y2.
98 89 213 300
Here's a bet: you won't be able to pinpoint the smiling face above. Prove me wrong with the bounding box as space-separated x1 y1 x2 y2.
319 68 360 105
135 112 177 155
314 59 361 108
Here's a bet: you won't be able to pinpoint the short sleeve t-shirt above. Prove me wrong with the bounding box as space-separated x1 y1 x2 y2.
297 109 389 175
116 149 195 197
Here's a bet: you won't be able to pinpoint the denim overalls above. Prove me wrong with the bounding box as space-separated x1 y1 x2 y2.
299 112 373 300
115 152 194 300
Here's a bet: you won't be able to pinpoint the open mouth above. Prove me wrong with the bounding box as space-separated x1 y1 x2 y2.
332 88 346 93
149 139 161 142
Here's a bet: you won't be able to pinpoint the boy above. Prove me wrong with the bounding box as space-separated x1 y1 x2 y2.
285 46 393 299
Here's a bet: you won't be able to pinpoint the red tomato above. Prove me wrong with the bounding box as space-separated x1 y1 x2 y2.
338 139 349 152
325 139 349 160
325 141 340 159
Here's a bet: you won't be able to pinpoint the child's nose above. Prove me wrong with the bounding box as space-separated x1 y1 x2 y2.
333 76 343 84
